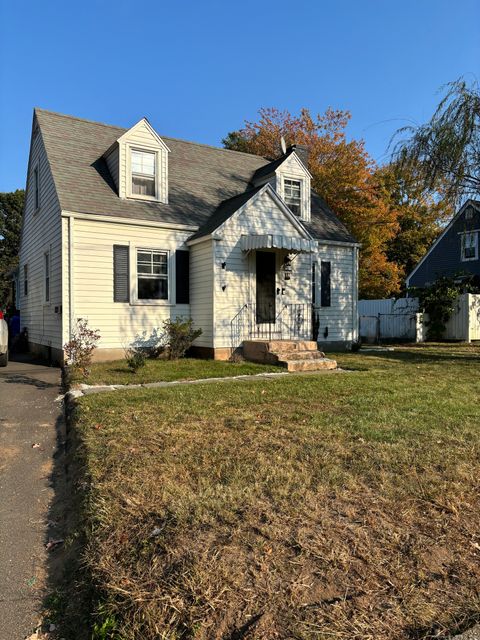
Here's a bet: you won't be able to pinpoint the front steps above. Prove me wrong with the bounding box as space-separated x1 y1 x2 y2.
242 340 337 372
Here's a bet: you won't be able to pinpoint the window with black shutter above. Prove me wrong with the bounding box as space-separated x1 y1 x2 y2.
113 245 130 302
175 250 190 304
321 261 331 307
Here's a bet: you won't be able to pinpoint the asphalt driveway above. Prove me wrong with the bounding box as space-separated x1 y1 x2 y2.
0 357 62 640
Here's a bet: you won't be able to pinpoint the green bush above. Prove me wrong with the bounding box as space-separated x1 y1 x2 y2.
163 317 202 359
124 345 147 373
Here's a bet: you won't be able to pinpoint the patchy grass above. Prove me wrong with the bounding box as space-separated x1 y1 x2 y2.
75 357 280 386
72 343 480 639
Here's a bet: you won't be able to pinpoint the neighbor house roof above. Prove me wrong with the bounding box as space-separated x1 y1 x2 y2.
34 109 356 244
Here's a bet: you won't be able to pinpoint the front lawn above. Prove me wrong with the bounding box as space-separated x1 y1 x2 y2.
74 357 280 385
68 344 480 639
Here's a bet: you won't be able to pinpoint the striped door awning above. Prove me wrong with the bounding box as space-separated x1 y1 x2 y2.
241 234 316 252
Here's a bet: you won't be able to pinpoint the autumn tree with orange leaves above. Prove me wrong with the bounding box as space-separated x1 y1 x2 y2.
224 107 403 298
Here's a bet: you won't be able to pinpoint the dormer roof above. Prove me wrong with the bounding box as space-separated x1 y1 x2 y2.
251 148 312 185
33 108 356 244
114 117 171 152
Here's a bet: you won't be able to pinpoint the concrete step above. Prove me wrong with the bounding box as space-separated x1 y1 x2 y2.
276 350 327 361
267 340 319 352
279 358 337 372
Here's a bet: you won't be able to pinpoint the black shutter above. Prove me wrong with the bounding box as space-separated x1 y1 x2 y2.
113 245 129 303
321 261 331 307
175 250 190 304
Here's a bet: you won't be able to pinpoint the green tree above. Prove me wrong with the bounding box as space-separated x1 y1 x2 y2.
0 190 25 307
375 163 452 286
392 77 480 203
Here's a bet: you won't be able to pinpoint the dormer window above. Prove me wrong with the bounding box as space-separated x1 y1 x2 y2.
284 179 302 216
131 150 156 197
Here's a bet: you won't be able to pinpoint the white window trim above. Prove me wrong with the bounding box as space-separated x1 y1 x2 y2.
460 231 479 262
130 246 174 306
126 145 161 202
281 174 308 220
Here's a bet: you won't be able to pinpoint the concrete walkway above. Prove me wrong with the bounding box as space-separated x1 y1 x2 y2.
0 357 62 640
68 367 345 399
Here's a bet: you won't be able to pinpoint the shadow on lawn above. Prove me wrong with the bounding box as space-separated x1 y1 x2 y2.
359 344 480 366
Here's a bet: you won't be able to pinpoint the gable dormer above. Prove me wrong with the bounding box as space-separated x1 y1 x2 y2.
252 145 312 222
104 118 170 203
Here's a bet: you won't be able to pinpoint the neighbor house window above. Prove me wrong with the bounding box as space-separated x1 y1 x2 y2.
44 253 50 302
131 150 156 197
284 179 301 216
33 165 40 209
24 265 28 296
461 232 478 261
137 249 168 300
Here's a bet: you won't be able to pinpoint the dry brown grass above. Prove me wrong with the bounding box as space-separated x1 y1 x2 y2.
72 344 480 639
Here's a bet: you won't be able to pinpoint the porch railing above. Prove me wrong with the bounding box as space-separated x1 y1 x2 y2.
230 303 312 346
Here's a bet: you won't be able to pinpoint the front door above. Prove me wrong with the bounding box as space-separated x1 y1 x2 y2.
256 251 276 324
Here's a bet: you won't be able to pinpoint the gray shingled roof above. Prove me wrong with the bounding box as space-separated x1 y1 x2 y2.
35 109 356 243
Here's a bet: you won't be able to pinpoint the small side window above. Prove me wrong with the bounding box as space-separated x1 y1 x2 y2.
44 253 50 302
24 265 28 296
321 261 331 307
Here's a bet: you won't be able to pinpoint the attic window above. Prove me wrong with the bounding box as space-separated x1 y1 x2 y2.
131 150 156 197
284 179 301 216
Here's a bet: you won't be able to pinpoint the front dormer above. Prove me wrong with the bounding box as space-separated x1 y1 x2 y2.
252 144 312 222
104 118 170 203
276 146 311 222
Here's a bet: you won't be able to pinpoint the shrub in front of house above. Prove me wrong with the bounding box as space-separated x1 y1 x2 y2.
163 317 202 359
64 318 101 380
124 344 147 373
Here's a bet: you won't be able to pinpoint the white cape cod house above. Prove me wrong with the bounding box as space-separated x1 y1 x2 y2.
18 109 359 363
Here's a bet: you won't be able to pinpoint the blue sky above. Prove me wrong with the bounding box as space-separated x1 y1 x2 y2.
0 0 478 191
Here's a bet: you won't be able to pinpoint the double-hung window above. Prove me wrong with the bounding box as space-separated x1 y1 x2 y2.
461 232 478 261
137 249 168 300
284 179 302 216
131 150 156 197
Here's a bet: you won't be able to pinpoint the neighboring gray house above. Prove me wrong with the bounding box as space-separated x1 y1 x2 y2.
407 200 480 289
18 109 359 363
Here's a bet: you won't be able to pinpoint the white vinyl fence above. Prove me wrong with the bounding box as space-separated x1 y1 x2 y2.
359 294 480 343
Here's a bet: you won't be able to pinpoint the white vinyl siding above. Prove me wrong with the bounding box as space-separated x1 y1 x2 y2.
212 188 311 349
105 144 120 191
314 244 357 344
65 217 191 350
189 239 215 348
19 122 62 350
